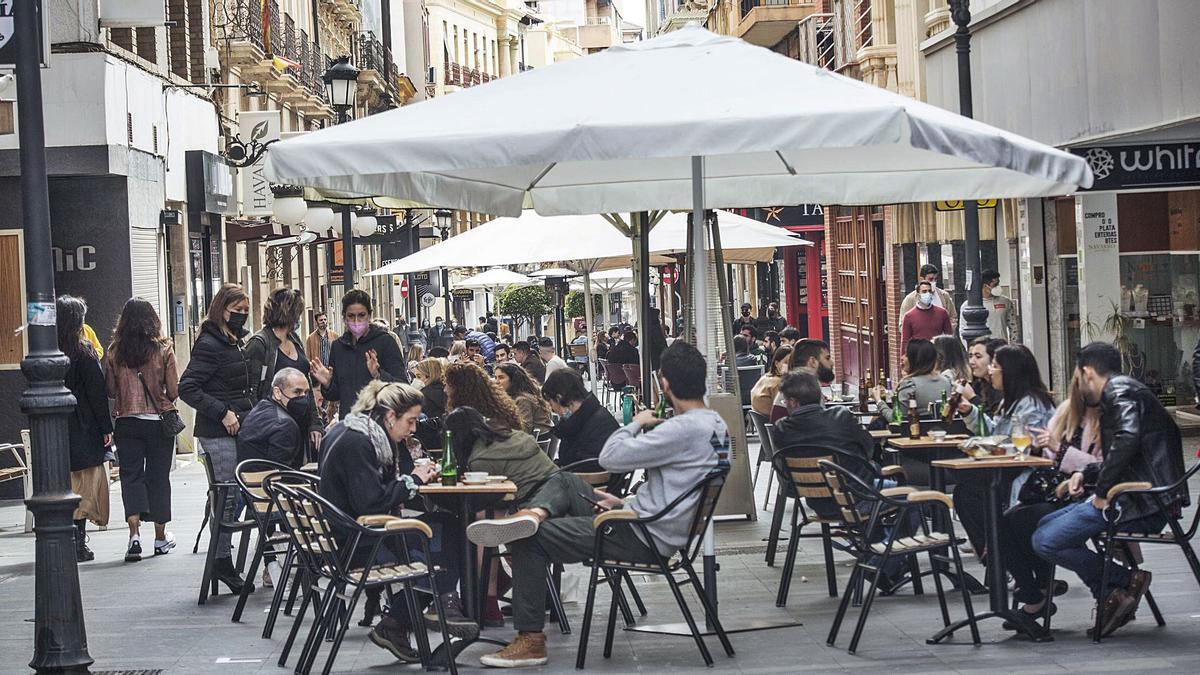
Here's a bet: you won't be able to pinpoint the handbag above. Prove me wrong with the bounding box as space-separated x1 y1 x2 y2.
138 371 186 438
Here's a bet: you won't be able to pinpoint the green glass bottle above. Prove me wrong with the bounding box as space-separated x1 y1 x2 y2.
975 406 990 437
440 429 458 486
939 389 949 418
655 396 667 419
891 395 904 425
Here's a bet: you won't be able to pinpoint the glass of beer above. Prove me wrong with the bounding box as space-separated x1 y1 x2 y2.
1011 418 1032 459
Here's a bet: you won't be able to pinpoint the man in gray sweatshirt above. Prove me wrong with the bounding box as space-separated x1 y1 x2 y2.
466 341 729 668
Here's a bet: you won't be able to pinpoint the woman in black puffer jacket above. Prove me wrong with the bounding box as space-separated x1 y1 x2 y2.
179 282 254 593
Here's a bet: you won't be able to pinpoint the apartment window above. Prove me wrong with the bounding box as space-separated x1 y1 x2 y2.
443 21 450 66
453 26 459 63
135 27 157 64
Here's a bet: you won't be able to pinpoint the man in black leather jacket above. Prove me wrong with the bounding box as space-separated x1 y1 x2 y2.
1032 342 1188 638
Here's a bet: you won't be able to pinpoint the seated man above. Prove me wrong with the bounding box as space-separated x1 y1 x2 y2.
466 341 729 668
513 340 546 383
236 367 309 468
733 335 759 368
1032 342 1188 638
538 337 570 377
773 368 915 587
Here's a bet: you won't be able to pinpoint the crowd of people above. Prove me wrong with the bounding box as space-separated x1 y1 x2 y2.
55 280 732 668
737 279 1188 638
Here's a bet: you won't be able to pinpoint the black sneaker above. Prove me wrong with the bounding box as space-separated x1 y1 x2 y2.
369 616 422 663
76 536 95 563
424 592 481 639
125 537 143 562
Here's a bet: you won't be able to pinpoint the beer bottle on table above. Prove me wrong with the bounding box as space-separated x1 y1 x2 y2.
907 398 921 440
440 429 458 486
891 391 904 425
858 372 872 413
944 381 964 425
939 389 950 419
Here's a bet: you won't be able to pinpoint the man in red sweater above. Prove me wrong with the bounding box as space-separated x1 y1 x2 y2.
901 280 952 354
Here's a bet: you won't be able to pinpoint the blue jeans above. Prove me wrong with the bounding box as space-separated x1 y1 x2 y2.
1031 498 1165 600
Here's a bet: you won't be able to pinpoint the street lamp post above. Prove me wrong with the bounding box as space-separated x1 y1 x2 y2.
949 0 990 342
323 56 360 294
15 0 93 670
434 209 453 324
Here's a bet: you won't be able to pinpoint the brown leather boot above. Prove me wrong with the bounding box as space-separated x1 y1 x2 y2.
479 631 548 668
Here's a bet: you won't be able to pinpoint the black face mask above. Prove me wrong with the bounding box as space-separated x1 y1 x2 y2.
285 393 313 420
227 311 249 332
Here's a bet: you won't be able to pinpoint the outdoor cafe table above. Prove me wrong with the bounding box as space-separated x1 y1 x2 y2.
926 456 1055 643
418 480 517 662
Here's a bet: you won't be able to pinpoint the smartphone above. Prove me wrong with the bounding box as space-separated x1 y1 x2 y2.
578 492 610 512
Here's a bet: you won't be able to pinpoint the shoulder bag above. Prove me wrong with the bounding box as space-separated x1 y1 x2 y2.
138 370 186 438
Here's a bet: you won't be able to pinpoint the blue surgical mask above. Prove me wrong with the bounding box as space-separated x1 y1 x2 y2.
919 292 934 306
560 409 573 421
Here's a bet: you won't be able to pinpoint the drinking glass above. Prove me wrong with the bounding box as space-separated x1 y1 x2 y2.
1010 418 1032 459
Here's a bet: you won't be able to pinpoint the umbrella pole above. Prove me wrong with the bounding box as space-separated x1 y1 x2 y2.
583 270 598 394
632 213 652 403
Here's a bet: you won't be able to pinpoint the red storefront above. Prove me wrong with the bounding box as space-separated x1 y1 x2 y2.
736 206 829 341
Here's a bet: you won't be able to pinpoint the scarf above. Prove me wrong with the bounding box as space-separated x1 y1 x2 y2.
342 411 395 477
340 411 420 499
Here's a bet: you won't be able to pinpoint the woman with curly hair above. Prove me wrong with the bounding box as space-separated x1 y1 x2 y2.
494 362 553 435
443 362 524 432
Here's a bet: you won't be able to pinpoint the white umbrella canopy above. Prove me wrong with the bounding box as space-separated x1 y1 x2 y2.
455 268 534 289
266 26 1091 217
365 209 807 276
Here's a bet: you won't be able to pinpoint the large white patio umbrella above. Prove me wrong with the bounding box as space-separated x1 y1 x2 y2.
455 267 533 289
266 25 1091 620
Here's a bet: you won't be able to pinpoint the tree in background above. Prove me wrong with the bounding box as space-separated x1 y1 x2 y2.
497 284 551 336
565 290 603 319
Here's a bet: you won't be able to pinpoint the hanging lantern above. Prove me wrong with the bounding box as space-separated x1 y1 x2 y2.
273 196 307 226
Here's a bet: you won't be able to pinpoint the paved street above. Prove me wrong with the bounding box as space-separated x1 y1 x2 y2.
3 444 1200 674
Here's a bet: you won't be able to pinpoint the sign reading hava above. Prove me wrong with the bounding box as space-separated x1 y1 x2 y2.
1072 142 1200 192
238 111 281 216
0 0 49 68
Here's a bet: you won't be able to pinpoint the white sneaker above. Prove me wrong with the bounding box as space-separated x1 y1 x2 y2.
154 532 176 556
466 513 541 547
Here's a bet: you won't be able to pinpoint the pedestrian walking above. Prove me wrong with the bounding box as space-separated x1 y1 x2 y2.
310 289 409 418
178 282 254 593
245 287 323 461
58 295 112 562
105 297 180 563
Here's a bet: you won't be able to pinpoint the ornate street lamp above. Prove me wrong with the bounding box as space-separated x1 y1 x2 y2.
15 0 93 669
434 209 453 321
948 0 990 341
323 56 360 292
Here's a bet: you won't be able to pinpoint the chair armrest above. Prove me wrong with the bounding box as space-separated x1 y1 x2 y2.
880 486 917 498
384 518 434 539
880 465 905 479
357 515 394 527
593 509 638 529
1107 482 1153 501
906 490 954 510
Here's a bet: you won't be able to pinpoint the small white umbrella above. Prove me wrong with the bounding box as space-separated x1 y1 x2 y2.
455 268 534 289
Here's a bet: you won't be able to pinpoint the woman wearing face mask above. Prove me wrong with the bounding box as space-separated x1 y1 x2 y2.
244 288 323 461
410 358 447 451
179 282 255 592
318 381 476 661
310 289 409 419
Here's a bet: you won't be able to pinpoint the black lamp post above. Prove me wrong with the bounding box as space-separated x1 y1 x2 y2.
949 0 990 341
323 56 360 293
434 209 453 322
16 0 93 670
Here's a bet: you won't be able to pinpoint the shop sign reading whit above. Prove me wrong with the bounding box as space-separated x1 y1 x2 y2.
1072 142 1200 192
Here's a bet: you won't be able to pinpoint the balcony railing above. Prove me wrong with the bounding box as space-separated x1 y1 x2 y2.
796 12 835 70
268 0 283 56
225 0 265 50
443 61 492 88
833 0 872 69
740 0 792 18
356 31 388 73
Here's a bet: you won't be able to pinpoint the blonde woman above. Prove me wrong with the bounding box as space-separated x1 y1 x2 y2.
406 343 426 376
448 340 467 363
411 358 447 450
317 381 475 659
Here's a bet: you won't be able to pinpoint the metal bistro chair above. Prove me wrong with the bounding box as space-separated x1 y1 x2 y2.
254 470 320 639
747 410 776 501
770 446 910 604
266 478 456 675
230 459 304 625
576 470 735 669
735 365 763 433
601 361 627 409
621 363 642 397
197 450 258 605
1088 460 1200 643
819 460 979 655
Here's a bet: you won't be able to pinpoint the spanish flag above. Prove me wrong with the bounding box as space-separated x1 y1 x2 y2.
272 55 301 72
